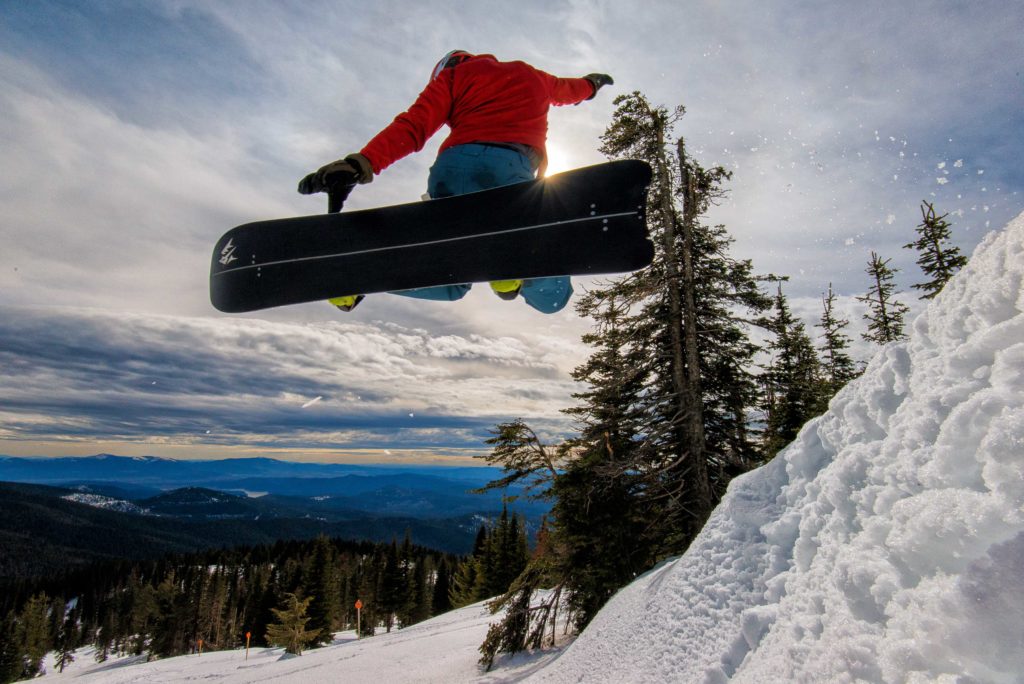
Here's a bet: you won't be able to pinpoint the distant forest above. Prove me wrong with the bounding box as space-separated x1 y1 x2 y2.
0 506 530 682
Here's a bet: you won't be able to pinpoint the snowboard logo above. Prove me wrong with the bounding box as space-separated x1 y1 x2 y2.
219 238 238 266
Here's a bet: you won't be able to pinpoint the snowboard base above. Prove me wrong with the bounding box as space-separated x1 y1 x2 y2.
211 160 653 313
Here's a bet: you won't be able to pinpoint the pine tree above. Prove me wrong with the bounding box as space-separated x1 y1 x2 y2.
596 94 716 526
17 593 51 678
0 609 23 683
688 221 772 486
761 283 826 457
304 537 340 645
150 571 189 658
486 507 511 598
251 574 281 647
476 420 564 499
450 527 487 608
591 92 768 544
126 573 157 656
55 617 76 673
857 251 910 344
556 294 655 622
355 551 381 637
379 539 407 632
476 94 770 645
817 283 860 402
406 555 433 626
94 619 112 664
904 201 968 299
264 593 320 656
431 558 453 616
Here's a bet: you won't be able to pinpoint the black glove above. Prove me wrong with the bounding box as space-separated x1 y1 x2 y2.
583 73 614 100
297 153 374 195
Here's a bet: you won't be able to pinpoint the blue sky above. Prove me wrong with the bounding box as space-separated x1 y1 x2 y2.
1 0 1022 463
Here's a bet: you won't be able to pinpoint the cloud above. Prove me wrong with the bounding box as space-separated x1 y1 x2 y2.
0 306 581 456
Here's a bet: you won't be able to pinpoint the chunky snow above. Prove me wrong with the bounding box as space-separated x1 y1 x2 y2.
38 212 1024 682
531 212 1024 682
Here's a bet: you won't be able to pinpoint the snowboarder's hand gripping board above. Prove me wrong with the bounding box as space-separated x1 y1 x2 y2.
210 159 654 314
296 153 374 214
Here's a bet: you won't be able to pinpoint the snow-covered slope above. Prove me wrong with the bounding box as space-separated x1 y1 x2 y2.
530 213 1024 682
61 493 151 515
39 600 563 683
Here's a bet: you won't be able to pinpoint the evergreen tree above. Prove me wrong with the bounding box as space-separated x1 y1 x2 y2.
904 201 968 299
17 593 51 679
355 551 381 637
264 593 319 656
55 617 76 673
817 283 860 402
477 520 566 672
304 537 340 645
126 573 157 656
94 616 112 664
857 251 910 344
592 92 769 543
595 93 716 529
379 539 407 632
477 93 769 648
150 571 190 658
483 507 511 598
761 283 825 457
450 528 487 608
0 610 22 683
556 294 654 622
0 535 454 671
251 573 281 647
431 558 453 616
406 555 433 627
477 420 564 496
689 221 771 487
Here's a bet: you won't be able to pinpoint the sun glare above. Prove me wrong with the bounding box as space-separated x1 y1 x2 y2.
544 144 572 176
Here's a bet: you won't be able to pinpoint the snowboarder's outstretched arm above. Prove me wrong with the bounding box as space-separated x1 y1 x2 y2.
296 54 613 204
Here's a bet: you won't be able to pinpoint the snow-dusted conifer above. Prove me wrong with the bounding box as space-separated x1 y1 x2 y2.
761 282 825 457
857 251 910 344
264 593 319 655
905 200 968 299
817 283 860 399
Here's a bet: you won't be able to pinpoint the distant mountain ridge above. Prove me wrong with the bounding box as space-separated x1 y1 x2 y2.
0 454 547 580
0 482 488 579
0 454 547 519
0 454 502 486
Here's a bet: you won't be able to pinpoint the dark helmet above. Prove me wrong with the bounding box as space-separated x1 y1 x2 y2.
431 49 473 81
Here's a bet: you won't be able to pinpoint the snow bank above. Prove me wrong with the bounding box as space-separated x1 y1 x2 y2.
530 212 1024 683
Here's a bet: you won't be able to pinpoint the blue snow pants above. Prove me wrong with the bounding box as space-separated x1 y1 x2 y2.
391 143 574 314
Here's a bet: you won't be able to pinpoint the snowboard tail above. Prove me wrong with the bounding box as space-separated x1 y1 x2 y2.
211 160 653 313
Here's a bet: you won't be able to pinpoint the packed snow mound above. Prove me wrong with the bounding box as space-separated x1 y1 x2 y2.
531 212 1024 683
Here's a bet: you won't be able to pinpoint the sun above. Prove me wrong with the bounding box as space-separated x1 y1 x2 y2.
543 143 573 176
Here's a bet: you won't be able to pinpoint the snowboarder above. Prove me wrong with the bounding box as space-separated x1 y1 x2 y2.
298 50 613 313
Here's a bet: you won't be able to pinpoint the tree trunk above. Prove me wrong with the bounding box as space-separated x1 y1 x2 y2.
648 108 712 523
677 140 712 519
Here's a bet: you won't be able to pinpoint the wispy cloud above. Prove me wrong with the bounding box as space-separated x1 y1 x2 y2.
0 306 580 458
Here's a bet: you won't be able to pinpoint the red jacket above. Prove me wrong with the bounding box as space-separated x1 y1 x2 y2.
360 55 595 174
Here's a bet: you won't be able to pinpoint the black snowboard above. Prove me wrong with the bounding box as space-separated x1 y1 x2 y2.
210 159 653 313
